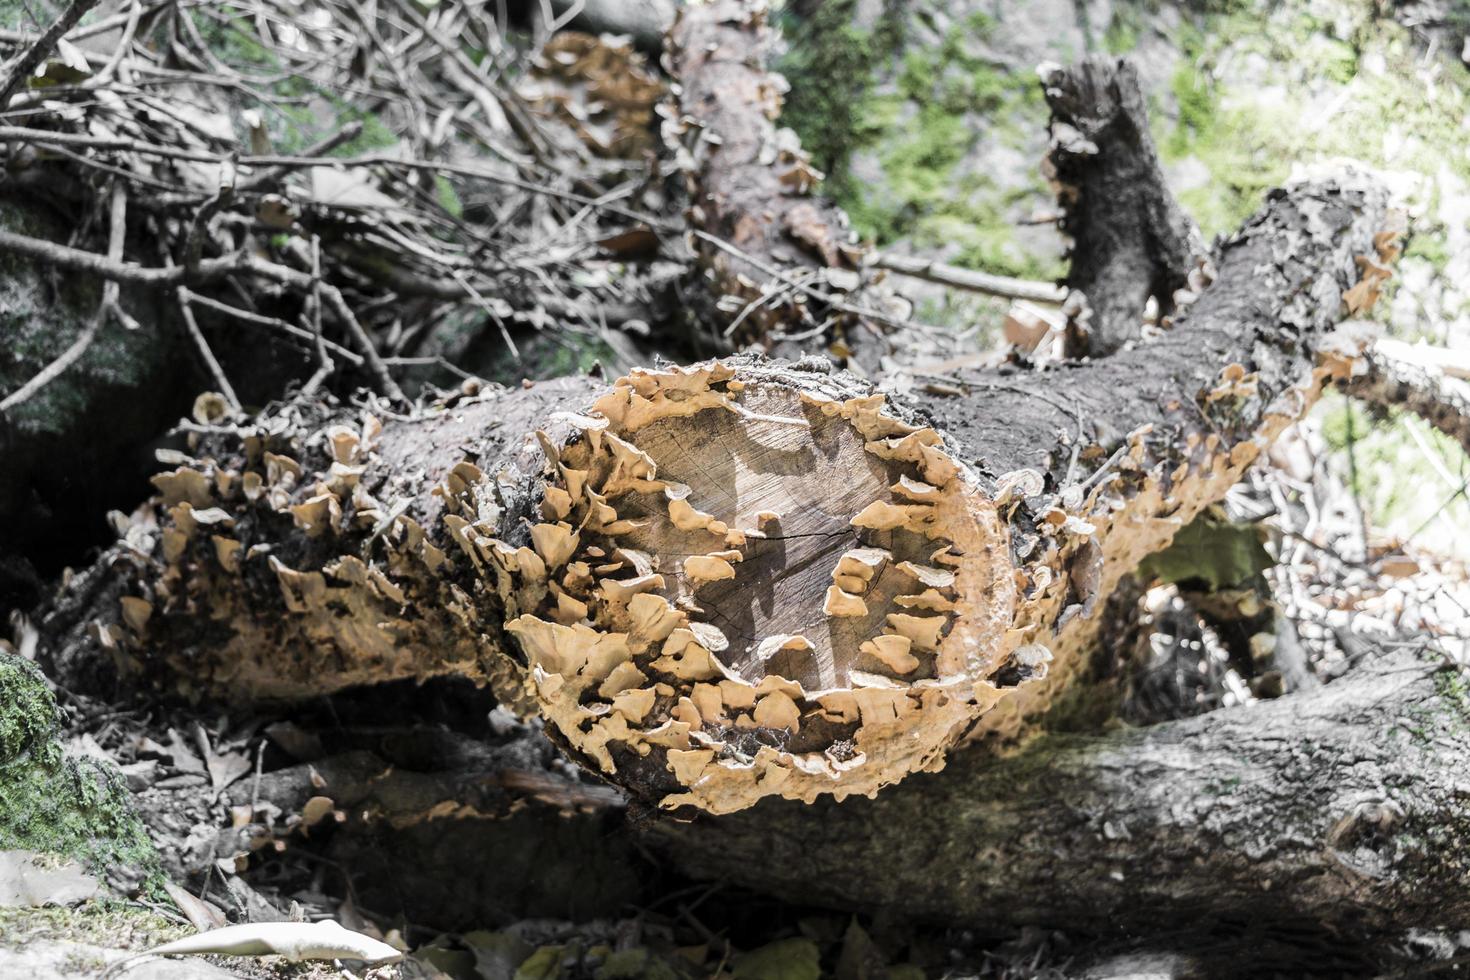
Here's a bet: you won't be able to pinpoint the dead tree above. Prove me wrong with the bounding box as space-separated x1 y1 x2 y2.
54 166 1398 807
1042 58 1209 357
34 1 1467 950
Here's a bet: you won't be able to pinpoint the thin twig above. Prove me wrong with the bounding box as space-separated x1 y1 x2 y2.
694 229 950 338
184 162 236 276
0 127 674 227
91 0 142 87
872 251 1066 305
179 288 363 365
0 226 240 283
321 283 407 404
175 288 242 411
0 0 103 107
100 179 127 315
302 235 334 394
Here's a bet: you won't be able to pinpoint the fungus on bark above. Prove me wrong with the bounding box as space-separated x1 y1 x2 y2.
490 362 1020 813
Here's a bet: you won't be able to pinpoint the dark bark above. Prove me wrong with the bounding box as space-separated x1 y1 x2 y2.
647 649 1470 938
1042 58 1207 358
1346 341 1470 456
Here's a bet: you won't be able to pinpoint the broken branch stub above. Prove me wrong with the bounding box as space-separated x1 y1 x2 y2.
488 362 1028 814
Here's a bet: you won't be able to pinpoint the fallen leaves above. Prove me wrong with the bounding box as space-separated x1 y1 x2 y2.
141 918 402 965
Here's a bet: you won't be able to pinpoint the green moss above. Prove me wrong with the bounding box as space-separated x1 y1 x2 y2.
1159 1 1470 244
0 198 161 438
779 3 1060 279
1435 668 1470 728
0 653 163 893
777 0 904 185
0 900 190 951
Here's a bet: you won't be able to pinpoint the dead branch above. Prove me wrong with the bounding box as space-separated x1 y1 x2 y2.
1041 58 1209 357
648 648 1470 936
0 0 101 106
871 252 1067 305
667 0 870 351
1347 338 1470 456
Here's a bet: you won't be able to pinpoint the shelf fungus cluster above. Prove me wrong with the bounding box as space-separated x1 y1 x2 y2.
474 363 1025 814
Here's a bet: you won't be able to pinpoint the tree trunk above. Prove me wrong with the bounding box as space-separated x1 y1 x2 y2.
1042 58 1208 358
47 171 1396 819
647 648 1470 938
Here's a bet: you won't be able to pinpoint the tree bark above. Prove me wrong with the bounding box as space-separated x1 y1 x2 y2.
648 648 1470 939
1347 338 1470 455
667 0 872 354
1042 58 1208 358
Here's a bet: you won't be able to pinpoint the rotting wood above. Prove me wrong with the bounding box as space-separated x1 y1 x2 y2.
646 648 1470 937
666 0 872 353
45 172 1399 816
1346 338 1470 456
1041 57 1210 358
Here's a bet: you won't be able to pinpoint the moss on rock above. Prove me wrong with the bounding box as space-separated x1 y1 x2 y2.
0 653 161 892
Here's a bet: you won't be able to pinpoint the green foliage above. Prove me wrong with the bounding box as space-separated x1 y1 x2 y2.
271 88 400 158
731 938 822 980
780 4 1061 281
1316 393 1470 534
777 0 902 183
195 8 400 159
436 175 466 220
1104 6 1143 55
1137 512 1272 590
1160 27 1289 235
0 653 163 892
1159 0 1470 240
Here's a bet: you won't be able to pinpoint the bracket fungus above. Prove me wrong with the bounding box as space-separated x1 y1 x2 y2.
482 362 1028 814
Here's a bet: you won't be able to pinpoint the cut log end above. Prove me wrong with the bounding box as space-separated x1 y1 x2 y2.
498 363 1025 814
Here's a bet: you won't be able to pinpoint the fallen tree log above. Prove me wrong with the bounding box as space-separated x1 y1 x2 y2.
649 647 1470 939
45 172 1397 818
666 0 875 354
